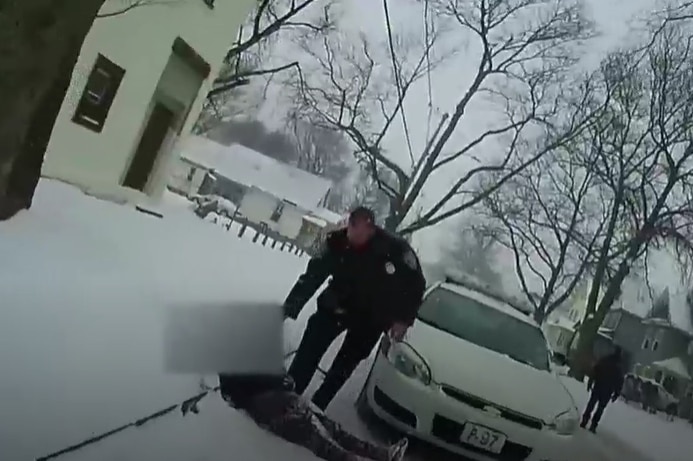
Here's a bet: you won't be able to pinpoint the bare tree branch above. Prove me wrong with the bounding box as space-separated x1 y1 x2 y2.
196 0 331 130
569 13 693 375
208 61 300 98
225 0 331 62
96 0 180 18
477 133 605 322
290 0 595 232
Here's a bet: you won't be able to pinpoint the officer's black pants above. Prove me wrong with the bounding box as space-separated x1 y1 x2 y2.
288 309 382 411
582 390 610 427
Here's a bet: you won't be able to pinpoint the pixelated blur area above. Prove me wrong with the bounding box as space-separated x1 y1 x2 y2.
163 302 284 375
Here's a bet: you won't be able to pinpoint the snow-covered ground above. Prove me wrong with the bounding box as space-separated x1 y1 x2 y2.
561 378 692 461
0 182 307 461
0 181 689 461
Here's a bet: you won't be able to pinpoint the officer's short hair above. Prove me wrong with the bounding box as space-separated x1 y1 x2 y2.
348 206 376 226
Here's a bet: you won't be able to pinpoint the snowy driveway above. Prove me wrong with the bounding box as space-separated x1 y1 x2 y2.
0 181 686 461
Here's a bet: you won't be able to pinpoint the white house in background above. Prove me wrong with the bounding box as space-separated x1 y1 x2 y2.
311 207 346 227
543 274 653 363
173 136 334 240
41 0 257 202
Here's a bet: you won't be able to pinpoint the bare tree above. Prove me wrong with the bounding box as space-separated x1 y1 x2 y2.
289 0 596 232
0 0 108 219
198 0 334 132
444 221 502 287
95 0 181 18
289 117 355 210
571 16 693 375
288 117 352 180
477 125 608 323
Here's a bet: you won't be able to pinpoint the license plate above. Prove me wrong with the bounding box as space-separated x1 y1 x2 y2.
460 422 507 454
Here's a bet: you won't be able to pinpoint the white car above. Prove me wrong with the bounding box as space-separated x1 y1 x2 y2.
357 281 579 461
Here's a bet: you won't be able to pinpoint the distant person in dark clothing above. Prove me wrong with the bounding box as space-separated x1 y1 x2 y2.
284 206 426 411
665 402 678 421
641 381 659 414
218 373 409 461
581 346 625 432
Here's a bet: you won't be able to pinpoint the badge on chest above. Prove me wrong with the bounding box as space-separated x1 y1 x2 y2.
384 261 396 275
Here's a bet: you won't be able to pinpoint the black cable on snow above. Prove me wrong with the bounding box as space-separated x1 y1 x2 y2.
35 389 211 461
35 350 326 461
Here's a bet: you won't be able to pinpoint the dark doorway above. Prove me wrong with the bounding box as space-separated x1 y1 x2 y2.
123 103 175 191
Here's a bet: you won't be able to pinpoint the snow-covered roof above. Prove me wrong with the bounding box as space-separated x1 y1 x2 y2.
639 287 693 336
311 207 344 224
650 357 692 380
599 272 693 335
179 136 333 211
303 215 327 227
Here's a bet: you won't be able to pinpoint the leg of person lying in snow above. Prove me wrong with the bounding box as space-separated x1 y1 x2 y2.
219 373 407 461
249 391 407 461
311 407 408 461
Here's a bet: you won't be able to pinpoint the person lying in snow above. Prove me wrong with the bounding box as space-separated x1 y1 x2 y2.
219 373 408 461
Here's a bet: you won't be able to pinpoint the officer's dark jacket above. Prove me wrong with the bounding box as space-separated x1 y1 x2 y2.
589 353 625 397
283 227 426 329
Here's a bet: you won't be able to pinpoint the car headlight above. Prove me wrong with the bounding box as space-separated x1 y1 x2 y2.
548 409 579 435
382 339 432 385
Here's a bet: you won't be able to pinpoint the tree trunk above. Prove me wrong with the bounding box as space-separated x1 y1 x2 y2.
384 212 400 233
533 308 546 325
384 198 403 233
571 253 633 379
570 307 606 379
0 0 107 219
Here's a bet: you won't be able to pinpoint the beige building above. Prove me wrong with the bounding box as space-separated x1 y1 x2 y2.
42 0 257 202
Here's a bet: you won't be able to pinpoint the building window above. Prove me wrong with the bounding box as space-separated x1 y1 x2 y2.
642 338 650 350
187 167 196 181
270 202 285 222
72 54 125 133
202 0 215 8
652 329 665 352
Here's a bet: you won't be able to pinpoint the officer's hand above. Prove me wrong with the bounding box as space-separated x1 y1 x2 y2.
389 322 409 342
611 394 618 402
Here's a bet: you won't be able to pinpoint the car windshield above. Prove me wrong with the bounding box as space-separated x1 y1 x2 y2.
417 287 551 371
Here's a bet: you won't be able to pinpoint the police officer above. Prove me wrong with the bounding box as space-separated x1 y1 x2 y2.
283 206 426 411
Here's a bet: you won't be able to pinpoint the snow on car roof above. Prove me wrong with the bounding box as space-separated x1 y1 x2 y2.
439 282 539 326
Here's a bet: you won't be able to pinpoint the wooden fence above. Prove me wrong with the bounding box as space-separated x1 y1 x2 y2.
202 208 315 257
